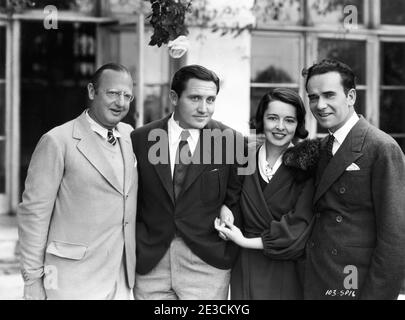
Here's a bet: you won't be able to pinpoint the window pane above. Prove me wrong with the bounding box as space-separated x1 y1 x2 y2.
316 89 365 134
308 0 363 25
31 0 73 10
0 83 4 136
143 85 171 124
251 35 300 83
381 42 405 86
380 90 405 134
0 26 5 78
317 39 366 84
0 140 5 193
253 0 302 26
381 0 405 25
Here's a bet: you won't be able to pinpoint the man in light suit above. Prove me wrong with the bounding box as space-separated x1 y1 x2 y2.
18 63 138 299
302 59 405 299
131 65 244 299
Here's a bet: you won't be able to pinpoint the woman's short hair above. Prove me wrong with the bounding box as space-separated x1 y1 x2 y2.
254 88 309 139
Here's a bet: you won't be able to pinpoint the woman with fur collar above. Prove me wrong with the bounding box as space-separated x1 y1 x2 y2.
215 88 319 300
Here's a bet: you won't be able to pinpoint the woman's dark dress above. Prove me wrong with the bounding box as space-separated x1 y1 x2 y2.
230 148 315 300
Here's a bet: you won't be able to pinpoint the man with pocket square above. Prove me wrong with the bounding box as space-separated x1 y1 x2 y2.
302 59 405 299
18 63 138 299
131 65 244 299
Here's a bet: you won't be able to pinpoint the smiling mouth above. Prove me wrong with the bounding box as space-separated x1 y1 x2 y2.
272 132 287 138
194 115 208 120
318 113 333 118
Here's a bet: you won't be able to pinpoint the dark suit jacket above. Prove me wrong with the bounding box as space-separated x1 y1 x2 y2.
304 117 405 300
131 114 244 274
231 145 315 300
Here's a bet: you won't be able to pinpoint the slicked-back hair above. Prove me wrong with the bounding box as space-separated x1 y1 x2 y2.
89 63 133 90
255 88 309 139
302 59 356 95
171 65 220 97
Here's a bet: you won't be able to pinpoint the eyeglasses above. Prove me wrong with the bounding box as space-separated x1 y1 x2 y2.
105 90 134 103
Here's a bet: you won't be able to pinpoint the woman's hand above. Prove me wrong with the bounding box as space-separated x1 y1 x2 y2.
214 218 245 247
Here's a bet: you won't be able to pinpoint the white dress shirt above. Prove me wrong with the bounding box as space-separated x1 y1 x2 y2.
330 112 360 155
168 113 200 177
85 109 122 141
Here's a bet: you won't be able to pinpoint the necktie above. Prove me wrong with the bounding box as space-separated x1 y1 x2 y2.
173 130 192 200
326 134 335 161
318 134 335 178
107 129 117 146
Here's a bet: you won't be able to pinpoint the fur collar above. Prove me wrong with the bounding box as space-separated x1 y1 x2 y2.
283 139 322 181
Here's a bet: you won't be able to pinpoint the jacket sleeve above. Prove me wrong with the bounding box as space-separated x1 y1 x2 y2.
261 178 315 260
17 133 64 284
360 142 405 300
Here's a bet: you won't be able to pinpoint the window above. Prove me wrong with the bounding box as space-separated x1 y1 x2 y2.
250 33 302 127
117 27 171 126
381 0 405 25
308 0 364 25
253 0 303 27
380 41 405 151
317 38 366 133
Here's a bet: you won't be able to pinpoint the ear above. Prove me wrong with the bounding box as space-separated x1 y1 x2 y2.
347 88 356 107
169 90 179 106
87 83 95 100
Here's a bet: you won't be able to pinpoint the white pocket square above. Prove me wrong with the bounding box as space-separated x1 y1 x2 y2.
346 163 360 171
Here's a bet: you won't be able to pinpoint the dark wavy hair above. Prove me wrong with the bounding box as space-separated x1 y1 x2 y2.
254 88 309 139
302 59 356 95
171 65 220 97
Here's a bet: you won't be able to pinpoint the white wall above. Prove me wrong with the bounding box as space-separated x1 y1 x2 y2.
186 28 251 135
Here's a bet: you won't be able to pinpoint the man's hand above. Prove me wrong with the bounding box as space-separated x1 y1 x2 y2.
23 278 46 300
214 218 245 247
218 205 234 240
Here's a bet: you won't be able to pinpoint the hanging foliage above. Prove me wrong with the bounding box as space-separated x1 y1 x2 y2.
146 0 192 47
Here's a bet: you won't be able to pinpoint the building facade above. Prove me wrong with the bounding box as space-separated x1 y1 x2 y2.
1 0 405 215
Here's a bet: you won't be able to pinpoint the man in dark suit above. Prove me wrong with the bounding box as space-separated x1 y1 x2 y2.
302 59 405 300
131 65 244 299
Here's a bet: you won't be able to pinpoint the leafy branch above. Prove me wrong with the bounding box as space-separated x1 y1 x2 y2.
146 0 192 47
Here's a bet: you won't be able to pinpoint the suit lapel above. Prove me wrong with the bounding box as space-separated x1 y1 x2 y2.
117 123 135 195
73 112 123 195
314 118 367 203
179 121 223 198
152 116 175 204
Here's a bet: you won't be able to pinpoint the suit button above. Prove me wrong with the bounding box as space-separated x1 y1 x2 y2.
125 194 129 199
309 241 315 248
316 212 321 218
339 187 346 194
124 221 129 227
336 215 343 223
331 248 338 256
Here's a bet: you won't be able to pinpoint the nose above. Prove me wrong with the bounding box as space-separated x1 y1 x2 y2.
276 119 286 130
317 96 327 110
115 94 126 107
197 100 208 113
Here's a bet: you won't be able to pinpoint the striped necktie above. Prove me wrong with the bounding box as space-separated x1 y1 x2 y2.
107 129 117 146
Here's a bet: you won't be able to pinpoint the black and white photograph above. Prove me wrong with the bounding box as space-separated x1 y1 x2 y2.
0 0 405 305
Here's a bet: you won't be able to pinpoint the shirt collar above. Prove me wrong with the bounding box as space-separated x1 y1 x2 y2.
329 112 359 146
258 142 294 183
168 112 200 147
85 109 121 140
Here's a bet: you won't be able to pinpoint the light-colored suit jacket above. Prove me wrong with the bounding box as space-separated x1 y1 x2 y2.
18 112 138 299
